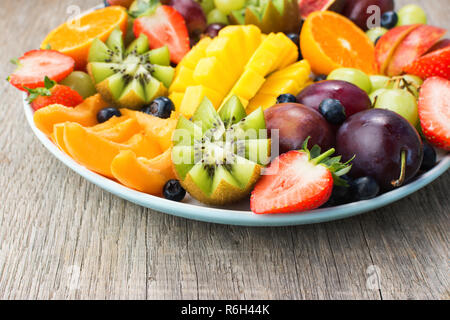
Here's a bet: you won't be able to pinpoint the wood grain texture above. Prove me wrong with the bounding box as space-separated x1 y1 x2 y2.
0 0 448 300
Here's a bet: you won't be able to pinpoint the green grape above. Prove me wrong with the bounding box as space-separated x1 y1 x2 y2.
327 68 372 94
386 75 423 98
370 75 390 92
60 71 96 99
374 89 419 126
207 8 229 25
214 0 246 15
397 5 427 26
369 88 388 104
366 27 388 44
195 0 215 15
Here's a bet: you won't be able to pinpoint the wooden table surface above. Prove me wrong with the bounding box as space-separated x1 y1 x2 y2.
0 0 448 300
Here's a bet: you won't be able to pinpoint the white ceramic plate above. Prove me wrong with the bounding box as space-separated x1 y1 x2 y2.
24 95 449 226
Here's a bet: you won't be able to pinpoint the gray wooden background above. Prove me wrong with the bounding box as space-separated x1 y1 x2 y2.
0 0 448 300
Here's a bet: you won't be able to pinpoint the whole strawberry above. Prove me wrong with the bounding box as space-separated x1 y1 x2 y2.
250 139 353 214
26 76 83 111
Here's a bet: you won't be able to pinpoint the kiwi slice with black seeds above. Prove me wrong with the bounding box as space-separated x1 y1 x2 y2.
87 28 174 109
172 95 271 205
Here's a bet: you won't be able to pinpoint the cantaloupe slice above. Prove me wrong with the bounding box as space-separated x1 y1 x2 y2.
52 123 71 155
89 115 129 132
111 150 171 195
34 94 108 136
88 118 142 143
62 123 161 178
121 109 178 151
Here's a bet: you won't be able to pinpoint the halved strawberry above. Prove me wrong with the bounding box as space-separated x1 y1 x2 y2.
418 77 450 151
26 77 83 111
404 46 450 80
8 50 75 91
250 141 352 214
133 5 190 64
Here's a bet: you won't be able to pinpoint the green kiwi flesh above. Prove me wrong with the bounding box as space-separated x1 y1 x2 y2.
172 95 270 205
87 29 174 109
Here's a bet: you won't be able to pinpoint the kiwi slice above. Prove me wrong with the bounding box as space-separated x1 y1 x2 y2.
172 95 271 205
87 28 174 109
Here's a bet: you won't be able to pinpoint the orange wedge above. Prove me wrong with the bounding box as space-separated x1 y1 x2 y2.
300 11 375 75
41 6 128 70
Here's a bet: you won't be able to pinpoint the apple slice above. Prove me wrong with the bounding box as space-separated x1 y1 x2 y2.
375 24 420 75
387 25 446 76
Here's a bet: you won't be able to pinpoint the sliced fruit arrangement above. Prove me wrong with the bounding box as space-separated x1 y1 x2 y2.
228 0 302 33
172 95 270 205
169 25 310 117
7 1 449 213
87 28 174 109
41 6 128 69
251 139 352 214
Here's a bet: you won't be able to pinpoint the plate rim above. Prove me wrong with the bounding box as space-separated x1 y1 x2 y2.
23 95 450 226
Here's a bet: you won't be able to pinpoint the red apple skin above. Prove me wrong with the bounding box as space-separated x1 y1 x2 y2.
425 39 450 54
375 24 421 74
387 25 446 76
342 0 394 31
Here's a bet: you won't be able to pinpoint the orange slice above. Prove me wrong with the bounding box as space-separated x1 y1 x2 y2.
41 6 128 70
300 11 375 75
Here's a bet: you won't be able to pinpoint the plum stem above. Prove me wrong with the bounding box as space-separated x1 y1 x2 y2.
391 150 407 187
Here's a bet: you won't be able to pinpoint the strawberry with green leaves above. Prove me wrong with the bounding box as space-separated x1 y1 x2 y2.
26 76 83 111
251 139 353 214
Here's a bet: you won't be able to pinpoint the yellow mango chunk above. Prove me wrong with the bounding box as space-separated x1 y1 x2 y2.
169 92 185 111
267 60 311 87
247 93 278 113
169 66 195 93
194 57 235 94
177 37 212 70
179 85 224 118
259 78 300 96
229 68 266 101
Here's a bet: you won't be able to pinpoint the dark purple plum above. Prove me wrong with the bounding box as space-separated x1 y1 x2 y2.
336 109 423 190
204 23 226 38
343 0 394 31
265 103 335 154
296 80 371 118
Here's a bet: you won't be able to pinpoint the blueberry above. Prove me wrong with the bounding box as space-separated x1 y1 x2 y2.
276 94 297 104
163 180 186 202
286 33 299 47
351 177 380 201
103 0 110 7
97 107 121 123
323 175 354 207
142 97 175 119
318 99 346 125
314 74 327 82
381 11 398 29
420 142 437 171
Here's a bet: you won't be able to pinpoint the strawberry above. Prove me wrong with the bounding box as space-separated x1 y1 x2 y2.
418 77 450 151
8 50 75 91
134 5 190 64
403 46 450 80
250 140 353 214
26 77 83 111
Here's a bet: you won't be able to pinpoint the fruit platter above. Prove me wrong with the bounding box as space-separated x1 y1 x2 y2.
11 0 449 226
